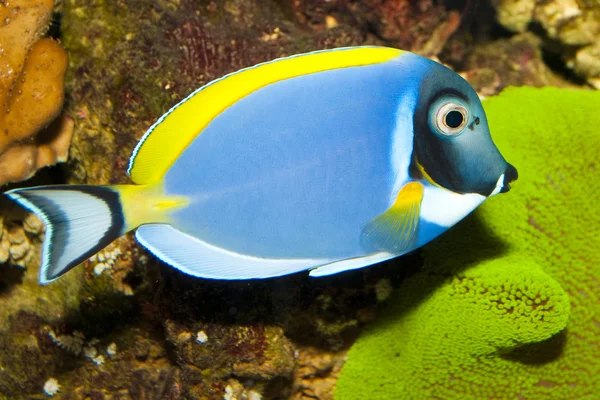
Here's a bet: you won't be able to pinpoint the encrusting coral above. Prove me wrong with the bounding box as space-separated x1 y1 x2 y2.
0 0 71 186
335 87 600 399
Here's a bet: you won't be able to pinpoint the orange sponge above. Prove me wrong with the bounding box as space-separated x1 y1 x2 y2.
0 0 71 185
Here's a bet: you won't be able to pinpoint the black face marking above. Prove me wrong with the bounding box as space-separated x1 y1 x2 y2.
436 87 469 102
468 116 481 131
412 67 514 196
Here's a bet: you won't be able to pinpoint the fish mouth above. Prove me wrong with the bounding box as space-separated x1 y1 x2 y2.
489 164 518 196
499 163 518 194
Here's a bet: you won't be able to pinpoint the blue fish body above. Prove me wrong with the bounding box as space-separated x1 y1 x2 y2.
5 47 517 284
167 55 423 259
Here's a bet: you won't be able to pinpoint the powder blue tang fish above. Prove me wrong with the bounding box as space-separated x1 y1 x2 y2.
6 46 517 284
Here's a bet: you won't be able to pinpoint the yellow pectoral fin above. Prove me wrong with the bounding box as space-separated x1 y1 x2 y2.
360 182 424 254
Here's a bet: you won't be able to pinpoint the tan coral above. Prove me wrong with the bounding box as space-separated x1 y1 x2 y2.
0 200 41 267
292 345 346 400
0 0 71 186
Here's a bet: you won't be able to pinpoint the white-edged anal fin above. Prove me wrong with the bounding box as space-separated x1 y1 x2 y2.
308 252 397 277
136 224 332 279
360 181 424 254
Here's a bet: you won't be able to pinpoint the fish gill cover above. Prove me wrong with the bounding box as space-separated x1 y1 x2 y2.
335 87 600 400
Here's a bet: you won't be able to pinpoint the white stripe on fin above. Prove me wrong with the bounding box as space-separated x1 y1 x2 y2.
308 252 396 277
135 224 333 279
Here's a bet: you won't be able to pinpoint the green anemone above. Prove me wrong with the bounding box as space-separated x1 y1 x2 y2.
335 87 600 400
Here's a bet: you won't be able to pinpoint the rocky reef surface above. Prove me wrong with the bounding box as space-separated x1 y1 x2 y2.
0 0 595 399
493 0 600 88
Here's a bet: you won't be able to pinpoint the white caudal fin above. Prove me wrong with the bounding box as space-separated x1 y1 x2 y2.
5 186 126 284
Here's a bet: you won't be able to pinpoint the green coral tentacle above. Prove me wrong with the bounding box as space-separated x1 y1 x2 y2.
335 87 600 400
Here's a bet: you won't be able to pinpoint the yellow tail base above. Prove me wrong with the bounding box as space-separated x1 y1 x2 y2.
115 184 189 232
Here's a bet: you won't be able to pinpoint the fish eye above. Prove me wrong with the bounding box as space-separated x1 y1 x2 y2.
433 101 469 136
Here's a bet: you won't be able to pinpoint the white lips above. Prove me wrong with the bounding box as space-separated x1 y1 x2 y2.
489 173 505 197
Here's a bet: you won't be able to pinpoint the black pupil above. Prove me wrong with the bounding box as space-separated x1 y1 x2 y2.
445 110 464 129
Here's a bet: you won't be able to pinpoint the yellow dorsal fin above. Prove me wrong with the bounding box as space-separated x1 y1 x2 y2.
361 182 424 254
127 46 404 184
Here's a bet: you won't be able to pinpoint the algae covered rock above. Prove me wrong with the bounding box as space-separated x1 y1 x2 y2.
290 0 461 57
335 87 600 399
455 32 573 96
165 320 295 380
